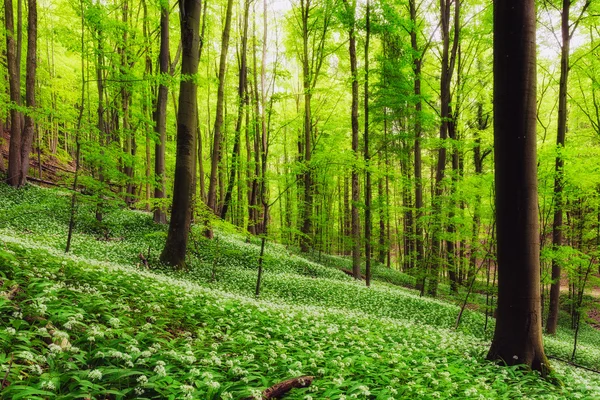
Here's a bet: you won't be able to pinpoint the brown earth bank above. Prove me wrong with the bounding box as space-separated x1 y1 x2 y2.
1 128 75 184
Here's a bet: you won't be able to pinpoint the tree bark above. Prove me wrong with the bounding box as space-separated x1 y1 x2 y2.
409 0 425 289
546 0 589 335
221 0 250 220
345 0 361 280
160 0 201 268
487 0 550 374
364 0 371 286
19 0 36 186
153 0 169 224
207 0 234 217
428 0 459 297
5 0 23 187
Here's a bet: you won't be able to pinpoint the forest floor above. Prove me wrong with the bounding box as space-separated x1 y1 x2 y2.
0 129 75 183
1 184 600 399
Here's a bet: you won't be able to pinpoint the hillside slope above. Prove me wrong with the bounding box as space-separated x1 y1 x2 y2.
1 184 600 399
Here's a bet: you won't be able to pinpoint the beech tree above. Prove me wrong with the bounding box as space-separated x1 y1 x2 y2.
487 0 550 373
5 0 23 187
160 0 201 268
152 0 169 224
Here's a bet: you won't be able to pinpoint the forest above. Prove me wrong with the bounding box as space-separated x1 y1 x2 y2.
2 0 600 398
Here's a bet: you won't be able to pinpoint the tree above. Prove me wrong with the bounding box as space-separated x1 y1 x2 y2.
342 0 361 279
428 0 460 296
5 0 23 187
207 0 234 218
546 0 591 335
20 0 37 187
160 0 201 268
295 0 333 252
221 0 250 220
153 0 169 224
364 0 371 286
487 0 550 374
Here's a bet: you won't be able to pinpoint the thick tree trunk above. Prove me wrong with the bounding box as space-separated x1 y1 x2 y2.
160 0 201 268
207 0 234 216
153 1 169 224
20 0 36 187
5 0 23 187
487 0 550 374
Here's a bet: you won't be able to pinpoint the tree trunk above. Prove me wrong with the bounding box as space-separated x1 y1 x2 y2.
364 0 371 286
221 0 250 220
299 0 313 252
207 0 234 216
410 0 425 289
487 0 550 374
546 0 573 335
346 0 361 279
153 0 169 224
160 0 201 268
5 0 23 187
429 0 459 296
20 0 36 186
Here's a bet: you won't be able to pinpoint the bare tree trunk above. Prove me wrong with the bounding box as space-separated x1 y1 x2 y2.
344 0 361 279
547 0 591 335
410 0 425 288
207 0 234 217
429 0 459 297
153 0 169 224
20 0 36 186
160 0 201 268
221 0 250 220
5 0 23 187
364 0 371 286
487 0 550 374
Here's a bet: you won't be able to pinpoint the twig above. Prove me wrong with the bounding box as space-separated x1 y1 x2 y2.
548 355 600 375
1 353 14 388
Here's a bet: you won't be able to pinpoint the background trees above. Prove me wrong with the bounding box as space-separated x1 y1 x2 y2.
1 0 600 362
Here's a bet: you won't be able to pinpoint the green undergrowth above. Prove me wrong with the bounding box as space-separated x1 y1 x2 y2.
2 240 600 400
2 184 600 398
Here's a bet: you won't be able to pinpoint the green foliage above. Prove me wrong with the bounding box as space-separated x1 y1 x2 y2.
2 184 600 399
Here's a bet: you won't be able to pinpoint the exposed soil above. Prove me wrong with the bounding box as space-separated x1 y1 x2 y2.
1 128 75 184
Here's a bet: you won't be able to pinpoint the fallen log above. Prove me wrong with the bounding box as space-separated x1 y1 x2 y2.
341 268 365 280
243 376 315 399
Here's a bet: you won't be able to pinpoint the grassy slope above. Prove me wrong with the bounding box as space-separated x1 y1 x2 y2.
1 184 600 399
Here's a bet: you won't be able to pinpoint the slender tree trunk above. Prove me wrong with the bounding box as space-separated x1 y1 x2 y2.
95 14 107 223
207 0 234 217
364 0 371 286
221 0 250 220
5 0 23 187
547 0 575 335
299 0 313 252
410 0 425 288
487 0 550 374
429 0 459 296
19 0 36 186
345 0 361 279
153 1 169 224
160 0 201 268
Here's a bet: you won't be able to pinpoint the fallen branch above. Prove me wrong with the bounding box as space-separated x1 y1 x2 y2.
341 268 365 280
26 176 66 188
548 355 600 374
1 353 13 389
243 376 315 399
